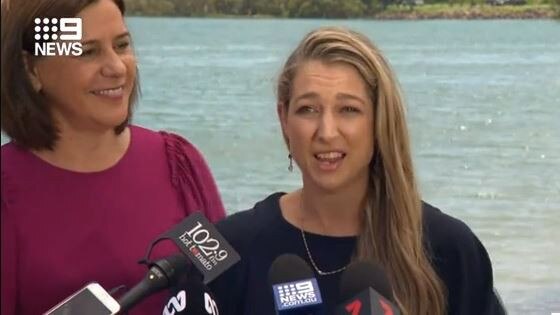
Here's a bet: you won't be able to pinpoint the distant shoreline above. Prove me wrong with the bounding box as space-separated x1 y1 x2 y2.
373 4 556 19
127 4 557 20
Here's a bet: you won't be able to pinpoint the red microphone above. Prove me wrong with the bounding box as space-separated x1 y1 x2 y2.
335 261 400 315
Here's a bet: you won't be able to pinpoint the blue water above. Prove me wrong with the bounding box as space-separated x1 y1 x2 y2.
3 19 559 314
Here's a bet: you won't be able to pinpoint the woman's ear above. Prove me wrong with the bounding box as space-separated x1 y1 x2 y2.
277 102 289 130
22 51 42 92
277 102 289 145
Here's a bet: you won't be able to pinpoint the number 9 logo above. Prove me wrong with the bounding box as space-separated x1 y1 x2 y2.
59 18 82 41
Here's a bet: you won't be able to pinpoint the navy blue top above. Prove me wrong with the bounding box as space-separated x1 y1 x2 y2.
209 192 506 315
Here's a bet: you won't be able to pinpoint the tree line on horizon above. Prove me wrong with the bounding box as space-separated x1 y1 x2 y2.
126 0 380 17
124 0 558 18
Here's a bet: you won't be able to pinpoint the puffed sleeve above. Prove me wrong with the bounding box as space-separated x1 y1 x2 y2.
427 207 507 315
160 131 226 223
1 192 17 315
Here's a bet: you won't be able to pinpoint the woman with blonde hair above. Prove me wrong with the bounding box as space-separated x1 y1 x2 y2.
210 27 505 314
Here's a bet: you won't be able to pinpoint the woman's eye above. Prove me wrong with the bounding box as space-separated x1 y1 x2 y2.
341 106 361 113
80 47 96 57
296 105 317 114
115 41 130 50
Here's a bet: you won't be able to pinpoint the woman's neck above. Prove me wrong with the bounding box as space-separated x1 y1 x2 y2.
32 126 131 173
298 182 368 237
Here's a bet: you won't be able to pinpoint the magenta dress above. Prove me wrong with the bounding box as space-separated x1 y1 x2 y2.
1 125 226 315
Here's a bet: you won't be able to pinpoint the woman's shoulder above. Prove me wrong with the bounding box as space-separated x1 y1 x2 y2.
129 124 162 144
1 142 38 201
1 143 20 205
421 202 505 314
421 201 480 254
130 125 198 150
133 125 225 222
421 201 493 281
1 142 29 166
216 192 285 252
138 126 209 171
157 128 201 156
1 141 17 154
130 125 209 182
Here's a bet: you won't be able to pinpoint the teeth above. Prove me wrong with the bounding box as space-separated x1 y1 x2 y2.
94 87 123 96
316 152 344 160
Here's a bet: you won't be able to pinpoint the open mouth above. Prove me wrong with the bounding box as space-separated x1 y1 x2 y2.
314 151 346 170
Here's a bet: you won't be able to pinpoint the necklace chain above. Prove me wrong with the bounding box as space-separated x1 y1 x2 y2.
300 227 348 276
299 194 349 276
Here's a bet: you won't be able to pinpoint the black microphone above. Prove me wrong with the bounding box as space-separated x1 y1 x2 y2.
118 212 240 313
268 254 325 315
118 254 189 313
162 268 220 315
335 261 400 315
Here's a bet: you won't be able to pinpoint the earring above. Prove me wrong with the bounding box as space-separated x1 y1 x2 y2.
288 154 293 172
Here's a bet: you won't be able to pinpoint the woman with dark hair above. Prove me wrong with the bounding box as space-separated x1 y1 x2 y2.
210 27 506 314
0 0 225 314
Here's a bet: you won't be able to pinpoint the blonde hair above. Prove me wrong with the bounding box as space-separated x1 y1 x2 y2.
277 27 446 315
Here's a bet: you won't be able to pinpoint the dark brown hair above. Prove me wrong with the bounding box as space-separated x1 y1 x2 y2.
1 0 138 150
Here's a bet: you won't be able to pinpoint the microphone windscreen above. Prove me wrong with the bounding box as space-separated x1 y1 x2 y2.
268 253 314 285
163 265 219 315
339 261 394 303
268 254 324 314
152 253 191 286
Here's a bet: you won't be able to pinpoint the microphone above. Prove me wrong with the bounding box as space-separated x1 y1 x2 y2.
162 269 220 315
119 212 240 313
118 254 189 313
335 261 400 315
268 254 325 315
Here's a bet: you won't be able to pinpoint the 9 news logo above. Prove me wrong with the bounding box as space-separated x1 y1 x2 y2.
33 17 83 56
272 279 322 310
